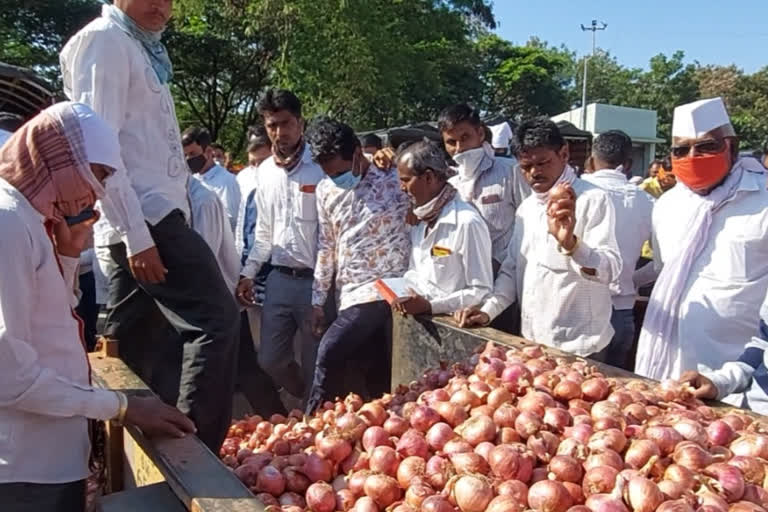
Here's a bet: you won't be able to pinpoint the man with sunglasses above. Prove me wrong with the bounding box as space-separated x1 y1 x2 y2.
635 97 768 384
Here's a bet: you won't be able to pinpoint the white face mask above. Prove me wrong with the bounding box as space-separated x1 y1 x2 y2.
453 143 492 180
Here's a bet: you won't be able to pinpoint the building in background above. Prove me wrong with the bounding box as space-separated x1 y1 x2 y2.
552 103 663 177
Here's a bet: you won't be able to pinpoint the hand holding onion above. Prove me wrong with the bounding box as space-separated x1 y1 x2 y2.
547 183 577 252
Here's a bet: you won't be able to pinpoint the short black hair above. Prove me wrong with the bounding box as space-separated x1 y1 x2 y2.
395 139 452 181
592 130 633 168
513 118 565 155
306 116 359 164
181 126 212 148
210 142 225 152
258 89 302 118
247 124 270 151
360 133 382 150
0 112 24 133
437 104 482 133
649 159 663 170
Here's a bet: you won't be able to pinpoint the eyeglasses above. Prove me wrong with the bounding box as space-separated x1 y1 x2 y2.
671 139 726 159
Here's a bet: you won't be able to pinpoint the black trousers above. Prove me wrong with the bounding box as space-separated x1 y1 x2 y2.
0 480 85 512
104 210 239 452
75 271 98 352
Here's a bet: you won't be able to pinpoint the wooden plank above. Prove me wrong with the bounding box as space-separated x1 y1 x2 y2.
89 353 266 512
99 482 186 512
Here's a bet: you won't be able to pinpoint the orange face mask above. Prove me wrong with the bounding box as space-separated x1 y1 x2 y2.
672 152 730 191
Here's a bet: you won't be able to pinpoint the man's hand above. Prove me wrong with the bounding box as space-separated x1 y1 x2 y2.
547 185 577 251
236 277 255 307
51 211 100 257
679 371 719 400
453 307 490 328
311 306 327 338
392 291 431 316
124 396 196 439
129 246 168 284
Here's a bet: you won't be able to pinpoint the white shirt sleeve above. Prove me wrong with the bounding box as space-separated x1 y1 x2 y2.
568 193 621 285
61 28 155 257
0 222 119 421
241 179 273 279
430 216 494 315
481 213 521 321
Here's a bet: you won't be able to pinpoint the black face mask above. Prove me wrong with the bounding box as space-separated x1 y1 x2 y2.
187 154 207 174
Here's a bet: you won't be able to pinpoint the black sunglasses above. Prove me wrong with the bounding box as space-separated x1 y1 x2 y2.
671 139 726 159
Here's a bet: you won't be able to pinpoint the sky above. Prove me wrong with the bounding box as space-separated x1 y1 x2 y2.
494 0 768 73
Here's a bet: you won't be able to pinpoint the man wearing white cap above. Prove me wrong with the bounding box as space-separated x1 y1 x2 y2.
491 120 532 214
635 97 768 383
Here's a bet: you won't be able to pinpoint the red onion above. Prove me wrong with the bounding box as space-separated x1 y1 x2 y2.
674 442 714 472
593 417 623 432
278 492 306 508
584 474 627 512
555 380 583 401
528 431 560 463
487 495 526 512
590 401 621 421
698 490 730 511
645 425 685 455
363 474 400 508
742 485 768 509
705 463 746 502
433 401 469 427
731 434 768 459
256 465 286 496
475 441 495 461
369 446 399 476
488 387 513 409
502 363 533 392
497 427 522 444
449 452 490 475
306 482 336 512
557 438 587 461
396 456 426 488
341 449 369 474
722 415 748 432
283 468 310 493
588 429 627 453
455 415 496 446
396 429 429 458
337 413 367 441
564 424 594 444
302 452 333 483
234 464 262 487
567 507 592 512
470 405 495 417
451 389 482 409
410 406 441 432
359 402 387 427
549 455 583 483
336 489 356 511
421 495 455 512
623 403 649 424
708 420 736 447
563 482 585 505
476 356 506 380
497 479 529 502
515 410 544 439
347 470 372 497
529 480 575 512
426 422 455 451
362 426 392 452
673 419 709 445
626 476 665 512
442 438 473 455
607 390 633 409
581 378 610 402
256 493 279 507
664 465 696 489
544 407 573 432
584 450 624 472
583 466 619 497
519 391 557 417
493 404 519 428
353 496 379 512
657 480 686 499
625 439 661 470
451 474 493 512
489 444 522 480
426 456 454 490
655 499 694 512
727 457 766 486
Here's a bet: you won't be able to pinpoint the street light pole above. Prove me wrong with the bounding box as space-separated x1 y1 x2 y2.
580 20 607 130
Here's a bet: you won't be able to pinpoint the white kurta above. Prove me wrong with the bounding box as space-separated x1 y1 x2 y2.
582 169 654 310
60 10 189 256
481 178 621 357
187 178 241 297
404 195 494 315
195 164 240 233
0 179 119 484
635 165 768 381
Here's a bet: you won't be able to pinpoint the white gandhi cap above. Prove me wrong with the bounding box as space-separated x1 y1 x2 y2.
672 97 735 139
489 122 513 149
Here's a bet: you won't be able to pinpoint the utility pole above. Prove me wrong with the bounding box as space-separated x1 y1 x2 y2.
580 20 607 130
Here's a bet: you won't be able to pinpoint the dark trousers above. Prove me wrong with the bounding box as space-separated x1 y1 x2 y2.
0 480 85 511
104 210 239 452
238 311 287 417
75 271 98 352
603 307 636 370
306 300 392 415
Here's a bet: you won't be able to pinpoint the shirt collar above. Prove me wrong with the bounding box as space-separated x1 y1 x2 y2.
201 163 225 181
590 168 628 182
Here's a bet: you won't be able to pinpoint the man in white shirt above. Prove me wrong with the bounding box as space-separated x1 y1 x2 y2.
635 97 768 382
236 90 325 402
0 102 194 510
393 140 494 317
457 119 621 359
60 0 240 452
582 130 654 370
182 126 241 232
304 118 411 414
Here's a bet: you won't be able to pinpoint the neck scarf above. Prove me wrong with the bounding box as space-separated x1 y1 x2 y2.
413 183 457 226
534 165 577 206
0 102 101 222
635 159 750 380
273 138 306 173
452 142 494 201
102 4 173 84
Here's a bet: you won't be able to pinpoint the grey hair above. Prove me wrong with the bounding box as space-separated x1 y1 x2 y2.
395 140 451 180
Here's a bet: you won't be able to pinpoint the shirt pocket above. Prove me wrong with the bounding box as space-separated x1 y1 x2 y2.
430 252 461 291
477 194 510 233
705 227 765 283
296 187 318 222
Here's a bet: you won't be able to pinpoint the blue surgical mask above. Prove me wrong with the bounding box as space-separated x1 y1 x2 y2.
331 170 362 190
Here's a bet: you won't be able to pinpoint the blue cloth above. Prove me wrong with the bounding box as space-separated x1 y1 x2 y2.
103 3 173 84
603 308 636 370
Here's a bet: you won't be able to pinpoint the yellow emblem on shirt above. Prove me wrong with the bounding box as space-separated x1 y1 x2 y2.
431 245 452 257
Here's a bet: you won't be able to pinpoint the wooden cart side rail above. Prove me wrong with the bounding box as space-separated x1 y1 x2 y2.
88 352 266 512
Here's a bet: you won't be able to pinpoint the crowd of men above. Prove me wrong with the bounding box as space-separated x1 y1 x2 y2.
2 0 768 509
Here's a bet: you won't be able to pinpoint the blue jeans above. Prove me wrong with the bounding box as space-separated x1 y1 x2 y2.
306 301 392 415
604 308 636 370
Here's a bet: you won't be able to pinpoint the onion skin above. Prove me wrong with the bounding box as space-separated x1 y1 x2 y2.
727 457 767 486
487 495 526 512
354 496 380 512
397 456 426 489
452 474 493 512
708 420 737 447
426 422 456 451
455 415 496 446
549 455 583 483
529 480 574 512
369 446 400 476
626 477 665 512
582 466 619 497
363 474 401 508
705 463 746 503
624 439 661 470
449 452 490 475
421 495 455 512
306 482 336 512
